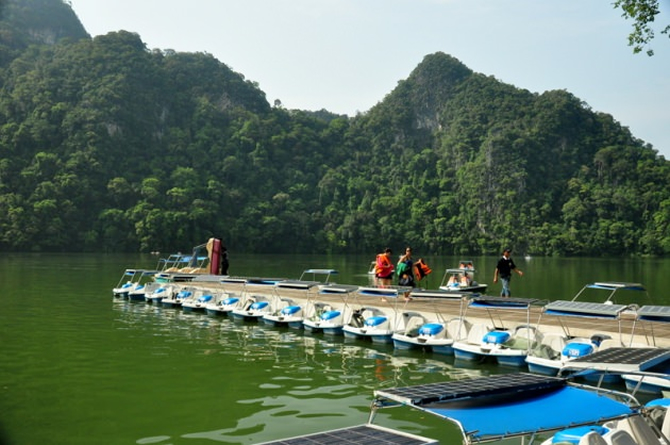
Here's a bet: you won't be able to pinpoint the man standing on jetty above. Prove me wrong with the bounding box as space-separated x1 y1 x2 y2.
493 248 523 297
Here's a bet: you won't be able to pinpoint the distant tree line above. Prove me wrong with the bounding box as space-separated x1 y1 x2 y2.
1 0 670 256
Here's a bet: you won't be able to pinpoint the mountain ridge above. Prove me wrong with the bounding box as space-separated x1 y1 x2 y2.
0 0 667 256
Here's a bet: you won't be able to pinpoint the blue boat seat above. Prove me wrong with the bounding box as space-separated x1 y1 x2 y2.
222 297 239 305
419 323 444 336
281 305 301 315
365 316 387 327
552 426 609 444
483 331 510 344
198 295 213 303
563 342 594 358
321 310 341 321
250 301 269 310
646 398 670 408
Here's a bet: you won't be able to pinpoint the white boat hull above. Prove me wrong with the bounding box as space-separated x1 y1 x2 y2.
392 334 454 355
623 374 670 395
453 329 531 367
343 326 394 344
303 308 347 335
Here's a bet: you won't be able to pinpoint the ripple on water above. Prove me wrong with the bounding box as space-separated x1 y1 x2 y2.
136 436 172 444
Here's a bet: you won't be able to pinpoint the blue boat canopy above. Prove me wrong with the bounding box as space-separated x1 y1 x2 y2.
372 373 638 444
357 286 402 298
586 282 646 292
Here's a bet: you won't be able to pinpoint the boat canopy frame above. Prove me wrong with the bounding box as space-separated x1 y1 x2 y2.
571 281 650 306
537 300 632 346
369 373 644 444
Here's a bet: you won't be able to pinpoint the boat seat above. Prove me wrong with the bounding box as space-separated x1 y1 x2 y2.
540 334 566 359
578 431 608 445
446 318 471 341
365 316 387 327
611 416 663 445
281 305 301 316
466 323 491 345
404 315 425 332
483 330 510 345
660 407 670 440
509 326 541 349
361 309 377 320
250 301 268 310
321 310 341 321
419 323 444 337
590 333 612 347
563 342 595 358
602 429 638 445
543 332 568 353
599 338 625 350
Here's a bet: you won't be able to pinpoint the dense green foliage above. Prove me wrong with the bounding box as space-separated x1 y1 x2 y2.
614 0 670 56
1 0 670 256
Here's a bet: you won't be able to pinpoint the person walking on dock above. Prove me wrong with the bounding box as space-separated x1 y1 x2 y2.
220 244 229 275
396 246 415 288
493 248 523 296
375 248 395 287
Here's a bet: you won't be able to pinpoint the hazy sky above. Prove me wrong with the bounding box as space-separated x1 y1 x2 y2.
71 0 670 158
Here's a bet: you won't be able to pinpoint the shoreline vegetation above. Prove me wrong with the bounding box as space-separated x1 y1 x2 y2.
2 0 670 257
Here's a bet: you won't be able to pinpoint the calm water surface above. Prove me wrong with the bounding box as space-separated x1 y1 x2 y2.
1 253 668 444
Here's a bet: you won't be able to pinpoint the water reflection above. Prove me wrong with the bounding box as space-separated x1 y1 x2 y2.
4 253 666 445
115 301 482 444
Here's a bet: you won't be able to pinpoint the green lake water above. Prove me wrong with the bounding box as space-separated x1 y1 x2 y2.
1 252 668 444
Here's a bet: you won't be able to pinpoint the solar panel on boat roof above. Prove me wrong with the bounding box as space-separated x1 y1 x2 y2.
637 305 670 321
256 424 438 445
358 287 400 297
567 347 670 368
245 278 284 285
408 289 466 299
374 373 565 406
469 296 539 308
319 284 358 294
591 282 645 290
276 280 320 289
544 300 627 316
221 277 247 284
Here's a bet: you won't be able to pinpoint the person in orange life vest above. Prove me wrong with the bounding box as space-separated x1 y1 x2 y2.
375 248 395 286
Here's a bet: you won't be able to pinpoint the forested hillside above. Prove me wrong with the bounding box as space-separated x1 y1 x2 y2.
1 0 669 256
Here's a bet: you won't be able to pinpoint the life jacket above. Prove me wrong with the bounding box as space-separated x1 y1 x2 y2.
414 260 432 279
375 254 394 276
